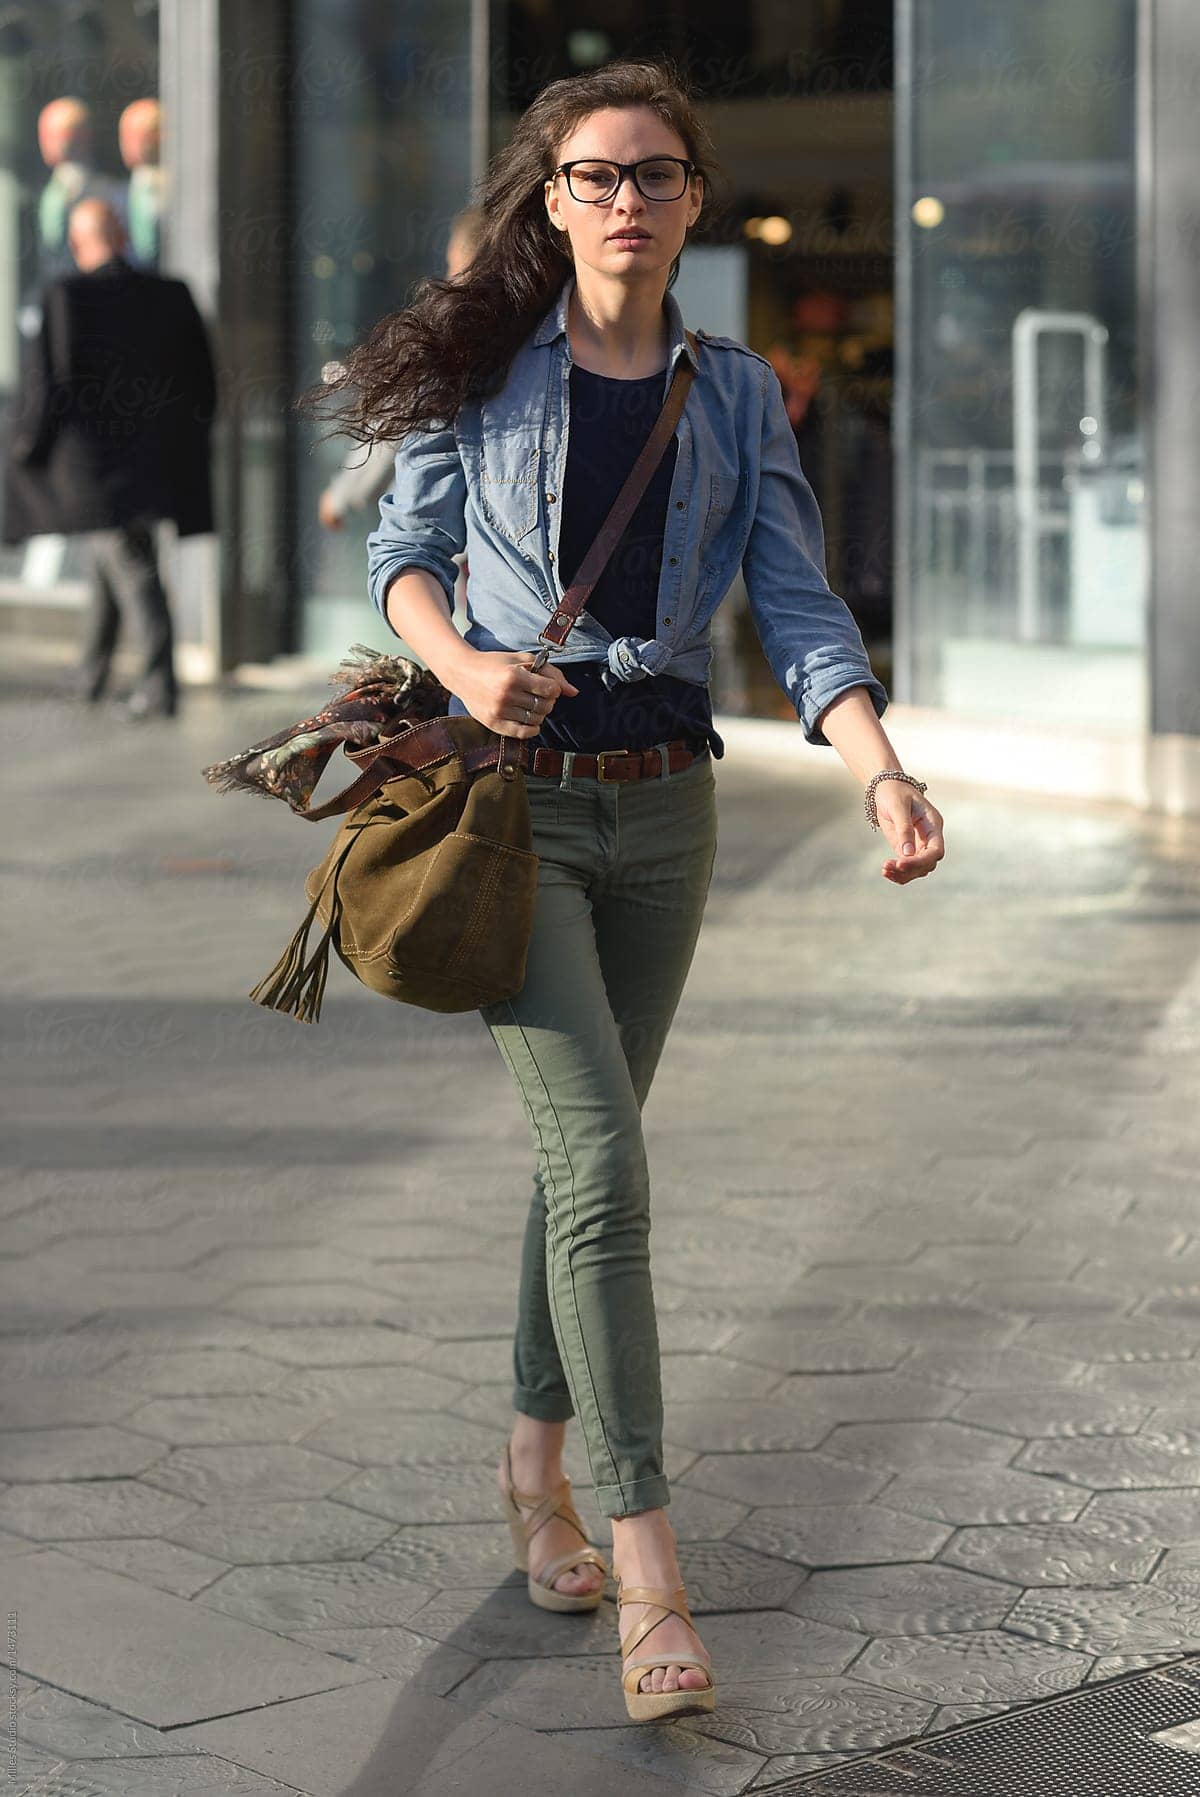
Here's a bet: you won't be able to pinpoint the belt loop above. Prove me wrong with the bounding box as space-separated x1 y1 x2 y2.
656 741 670 781
559 749 576 791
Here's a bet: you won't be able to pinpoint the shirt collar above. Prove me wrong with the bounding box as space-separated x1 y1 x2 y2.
532 271 699 375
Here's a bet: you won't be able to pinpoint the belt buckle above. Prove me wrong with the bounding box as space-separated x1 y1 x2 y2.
595 748 634 782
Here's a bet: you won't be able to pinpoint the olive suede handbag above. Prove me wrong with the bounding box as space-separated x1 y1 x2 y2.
236 333 699 1024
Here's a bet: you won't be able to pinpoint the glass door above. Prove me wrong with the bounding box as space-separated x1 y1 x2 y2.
897 0 1146 729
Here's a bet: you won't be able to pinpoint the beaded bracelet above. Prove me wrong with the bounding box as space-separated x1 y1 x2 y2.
864 768 928 831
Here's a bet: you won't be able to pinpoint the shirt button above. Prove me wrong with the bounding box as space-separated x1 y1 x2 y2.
546 492 557 503
675 500 685 509
668 555 678 566
664 615 672 625
548 550 555 562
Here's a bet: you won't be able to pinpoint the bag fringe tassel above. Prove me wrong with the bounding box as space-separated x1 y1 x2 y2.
248 851 349 1025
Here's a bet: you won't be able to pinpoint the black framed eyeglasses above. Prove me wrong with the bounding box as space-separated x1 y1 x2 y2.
553 157 696 204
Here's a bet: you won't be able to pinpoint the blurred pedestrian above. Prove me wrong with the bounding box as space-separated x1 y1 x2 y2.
2 198 216 721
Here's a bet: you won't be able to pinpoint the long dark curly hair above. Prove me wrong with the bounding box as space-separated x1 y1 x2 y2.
296 55 721 446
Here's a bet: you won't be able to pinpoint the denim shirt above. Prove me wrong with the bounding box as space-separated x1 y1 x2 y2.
366 271 889 747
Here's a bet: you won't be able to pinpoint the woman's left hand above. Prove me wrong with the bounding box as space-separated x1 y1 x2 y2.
874 785 946 885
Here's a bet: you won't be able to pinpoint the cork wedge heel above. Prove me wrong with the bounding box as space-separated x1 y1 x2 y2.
617 1576 716 1722
499 1441 609 1614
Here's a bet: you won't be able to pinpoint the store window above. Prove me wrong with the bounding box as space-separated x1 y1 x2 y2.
290 0 477 661
0 0 160 597
898 0 1146 729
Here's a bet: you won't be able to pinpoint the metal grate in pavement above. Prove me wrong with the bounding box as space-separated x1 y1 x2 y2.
763 1658 1200 1794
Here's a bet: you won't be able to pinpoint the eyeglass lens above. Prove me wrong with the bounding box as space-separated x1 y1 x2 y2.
566 159 688 202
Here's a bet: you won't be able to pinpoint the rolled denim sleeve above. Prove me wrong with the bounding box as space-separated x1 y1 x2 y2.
366 423 467 629
742 367 889 746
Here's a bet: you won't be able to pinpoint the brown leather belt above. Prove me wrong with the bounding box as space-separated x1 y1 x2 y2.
526 739 705 782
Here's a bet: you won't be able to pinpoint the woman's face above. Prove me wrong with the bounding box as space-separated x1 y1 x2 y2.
544 105 703 286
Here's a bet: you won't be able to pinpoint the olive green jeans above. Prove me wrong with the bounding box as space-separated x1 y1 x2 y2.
479 743 719 1519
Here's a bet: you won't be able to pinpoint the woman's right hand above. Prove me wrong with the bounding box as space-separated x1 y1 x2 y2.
449 649 580 739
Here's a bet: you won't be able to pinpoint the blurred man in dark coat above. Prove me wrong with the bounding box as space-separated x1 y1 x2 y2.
3 198 217 719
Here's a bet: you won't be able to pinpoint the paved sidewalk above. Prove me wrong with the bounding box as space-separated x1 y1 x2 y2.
3 674 1200 1795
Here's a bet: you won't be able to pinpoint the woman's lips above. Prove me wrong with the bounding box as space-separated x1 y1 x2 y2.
609 233 651 248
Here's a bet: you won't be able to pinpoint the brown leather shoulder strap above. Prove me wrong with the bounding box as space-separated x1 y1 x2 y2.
537 328 700 652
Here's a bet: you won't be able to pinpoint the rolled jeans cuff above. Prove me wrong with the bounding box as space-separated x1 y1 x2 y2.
592 1471 672 1520
513 1382 575 1424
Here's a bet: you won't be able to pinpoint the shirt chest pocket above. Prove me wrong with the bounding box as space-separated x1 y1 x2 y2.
479 434 541 545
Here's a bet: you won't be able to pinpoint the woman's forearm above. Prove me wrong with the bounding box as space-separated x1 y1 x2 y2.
815 685 905 785
383 567 475 688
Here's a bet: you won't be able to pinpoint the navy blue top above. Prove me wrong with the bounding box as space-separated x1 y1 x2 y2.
530 363 724 759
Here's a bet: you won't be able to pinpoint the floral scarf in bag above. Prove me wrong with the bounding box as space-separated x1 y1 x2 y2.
200 644 449 816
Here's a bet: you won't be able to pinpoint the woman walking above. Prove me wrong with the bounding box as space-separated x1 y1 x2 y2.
328 56 945 1721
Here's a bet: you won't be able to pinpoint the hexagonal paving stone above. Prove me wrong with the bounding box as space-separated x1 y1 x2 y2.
553 1720 766 1797
196 1560 434 1631
697 1609 865 1679
572 1483 747 1547
331 1461 506 1525
274 1364 469 1414
121 1394 320 1446
721 1326 909 1375
981 1280 1133 1318
678 1451 888 1510
139 1443 358 1504
880 1467 1088 1526
219 1281 411 1327
366 1523 518 1589
14 1683 186 1761
94 1349 291 1396
1020 1320 1200 1362
675 1542 808 1613
392 1296 523 1339
0 1477 196 1541
658 1402 832 1454
820 1420 1015 1474
299 1409 502 1469
659 1353 784 1403
1089 1651 1187 1682
0 1374 144 1429
1017 1429 1200 1489
288 1623 479 1692
1006 1584 1200 1655
1080 1489 1200 1546
60 1535 228 1598
248 1324 435 1368
452 1652 633 1730
683 1674 933 1757
951 1388 1152 1439
900 1345 1088 1389
166 1497 396 1563
0 1425 166 1480
402 1584 614 1659
788 1563 1018 1636
942 1518 1161 1588
857 1628 1090 1705
1152 1546 1200 1601
6 1754 302 1793
854 1302 1025 1347
1079 1360 1200 1404
730 1503 952 1569
773 1373 959 1426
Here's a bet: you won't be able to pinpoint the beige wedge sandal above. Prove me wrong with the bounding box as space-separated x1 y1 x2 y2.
617 1575 716 1722
500 1441 609 1613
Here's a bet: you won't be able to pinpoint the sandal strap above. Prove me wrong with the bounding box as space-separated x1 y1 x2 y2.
616 1582 696 1661
534 1545 609 1588
622 1652 713 1692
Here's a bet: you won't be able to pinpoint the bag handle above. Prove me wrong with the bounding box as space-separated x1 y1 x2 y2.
299 329 701 821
